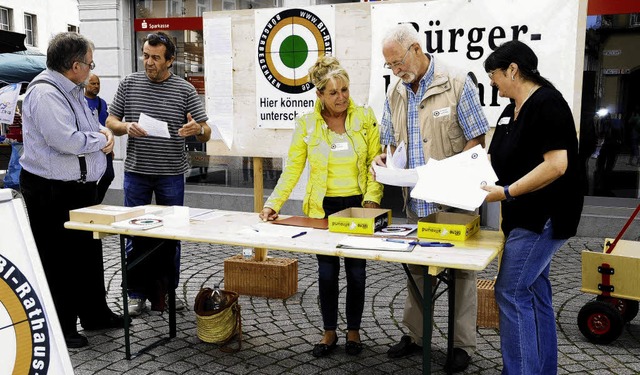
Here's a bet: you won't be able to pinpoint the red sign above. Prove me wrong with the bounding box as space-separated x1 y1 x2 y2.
134 17 203 32
187 76 205 95
588 0 640 15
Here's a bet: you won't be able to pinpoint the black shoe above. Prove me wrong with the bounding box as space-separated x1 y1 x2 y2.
65 332 88 348
81 312 131 331
345 340 363 355
387 335 420 358
312 334 338 357
444 348 471 373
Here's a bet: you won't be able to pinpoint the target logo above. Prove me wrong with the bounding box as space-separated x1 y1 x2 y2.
257 8 333 94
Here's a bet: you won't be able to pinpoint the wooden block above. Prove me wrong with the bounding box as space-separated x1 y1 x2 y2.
224 255 297 299
69 205 145 225
477 279 500 329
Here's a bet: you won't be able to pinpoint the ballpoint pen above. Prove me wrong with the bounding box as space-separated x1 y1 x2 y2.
292 231 307 238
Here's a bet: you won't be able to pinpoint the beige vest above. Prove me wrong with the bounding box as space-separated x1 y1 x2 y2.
387 61 467 161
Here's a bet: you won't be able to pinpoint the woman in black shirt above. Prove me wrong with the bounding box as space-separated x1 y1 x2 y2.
482 40 583 375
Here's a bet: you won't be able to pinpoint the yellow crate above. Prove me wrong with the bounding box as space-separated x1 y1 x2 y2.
477 279 499 329
417 212 480 241
328 207 391 235
224 255 298 299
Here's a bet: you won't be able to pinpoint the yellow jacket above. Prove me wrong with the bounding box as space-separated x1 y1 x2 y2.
264 98 383 218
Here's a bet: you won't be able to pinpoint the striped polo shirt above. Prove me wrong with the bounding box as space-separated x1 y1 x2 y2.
109 72 208 175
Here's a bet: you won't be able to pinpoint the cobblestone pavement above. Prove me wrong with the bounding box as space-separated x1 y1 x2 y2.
69 236 640 374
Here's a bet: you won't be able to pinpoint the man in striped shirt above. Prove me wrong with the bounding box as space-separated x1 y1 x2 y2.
107 31 210 316
375 25 489 373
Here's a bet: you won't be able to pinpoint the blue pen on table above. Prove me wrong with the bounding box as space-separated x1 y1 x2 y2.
383 238 454 247
292 231 307 239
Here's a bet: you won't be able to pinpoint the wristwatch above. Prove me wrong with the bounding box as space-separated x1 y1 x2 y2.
503 185 515 202
199 125 205 135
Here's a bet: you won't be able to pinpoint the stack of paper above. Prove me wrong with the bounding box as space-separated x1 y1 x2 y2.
337 237 414 252
410 145 498 211
372 141 419 187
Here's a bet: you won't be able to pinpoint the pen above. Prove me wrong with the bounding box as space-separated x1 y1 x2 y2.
292 231 307 239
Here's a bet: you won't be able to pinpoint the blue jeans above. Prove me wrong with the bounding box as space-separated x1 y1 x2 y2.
124 172 184 299
318 195 366 331
495 220 566 375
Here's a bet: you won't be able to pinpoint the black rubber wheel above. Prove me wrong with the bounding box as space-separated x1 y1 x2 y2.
578 300 624 344
596 296 640 322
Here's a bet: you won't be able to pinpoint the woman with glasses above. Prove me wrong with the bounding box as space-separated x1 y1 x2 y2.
482 40 583 374
260 55 383 357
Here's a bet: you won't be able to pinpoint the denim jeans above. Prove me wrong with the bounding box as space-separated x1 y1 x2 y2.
124 172 184 299
495 220 566 375
317 195 366 331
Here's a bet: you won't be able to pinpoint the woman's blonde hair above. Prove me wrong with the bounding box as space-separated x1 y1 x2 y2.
308 55 350 92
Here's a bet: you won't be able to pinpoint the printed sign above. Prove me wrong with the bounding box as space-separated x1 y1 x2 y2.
0 83 20 124
255 6 335 128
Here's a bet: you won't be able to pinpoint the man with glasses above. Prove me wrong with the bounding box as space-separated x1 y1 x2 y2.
107 31 210 316
20 32 126 349
373 24 489 372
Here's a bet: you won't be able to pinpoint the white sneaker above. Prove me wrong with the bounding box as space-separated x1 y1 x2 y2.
165 294 186 311
128 298 147 317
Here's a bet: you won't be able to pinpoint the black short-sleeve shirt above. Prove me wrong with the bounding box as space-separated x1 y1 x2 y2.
488 86 583 239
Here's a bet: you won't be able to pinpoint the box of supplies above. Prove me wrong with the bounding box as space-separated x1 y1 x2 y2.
224 255 298 299
328 207 391 235
69 205 146 225
417 212 479 241
477 279 500 329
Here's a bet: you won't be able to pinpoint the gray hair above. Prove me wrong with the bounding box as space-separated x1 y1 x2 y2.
46 32 94 73
382 24 422 50
308 55 350 92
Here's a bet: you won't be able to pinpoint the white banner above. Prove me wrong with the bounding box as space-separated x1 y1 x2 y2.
254 5 336 129
0 190 74 375
0 83 20 124
369 0 585 128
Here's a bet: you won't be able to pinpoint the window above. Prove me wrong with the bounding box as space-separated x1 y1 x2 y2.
196 0 211 17
0 7 11 31
68 24 78 33
631 14 640 28
24 13 36 46
167 0 184 17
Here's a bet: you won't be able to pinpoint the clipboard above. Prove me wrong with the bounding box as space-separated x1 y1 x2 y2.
272 216 328 230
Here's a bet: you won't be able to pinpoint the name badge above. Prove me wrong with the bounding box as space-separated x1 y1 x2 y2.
331 142 349 151
432 107 451 118
498 117 511 125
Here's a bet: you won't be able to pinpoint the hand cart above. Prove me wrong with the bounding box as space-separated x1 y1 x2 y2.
578 204 640 344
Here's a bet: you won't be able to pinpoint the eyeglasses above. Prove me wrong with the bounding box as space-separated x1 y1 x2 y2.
147 33 169 44
487 69 500 80
77 60 95 70
383 45 412 70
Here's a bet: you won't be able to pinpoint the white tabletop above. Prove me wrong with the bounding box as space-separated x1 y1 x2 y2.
65 208 504 274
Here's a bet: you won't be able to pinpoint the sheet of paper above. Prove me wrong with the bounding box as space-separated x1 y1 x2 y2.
189 208 225 221
238 223 309 238
337 237 414 252
374 141 418 187
410 145 498 211
138 113 170 138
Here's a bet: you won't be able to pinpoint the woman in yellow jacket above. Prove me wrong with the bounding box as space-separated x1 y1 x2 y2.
260 56 383 357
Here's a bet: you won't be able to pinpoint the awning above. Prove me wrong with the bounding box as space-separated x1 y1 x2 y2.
0 50 46 85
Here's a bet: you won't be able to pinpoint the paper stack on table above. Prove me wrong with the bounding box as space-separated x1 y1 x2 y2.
410 145 498 211
372 141 419 187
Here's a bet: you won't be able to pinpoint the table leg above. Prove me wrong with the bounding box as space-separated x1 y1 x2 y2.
119 235 132 360
446 269 456 375
422 266 432 375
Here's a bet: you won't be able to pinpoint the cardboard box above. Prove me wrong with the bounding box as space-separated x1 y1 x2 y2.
224 255 298 299
328 207 391 235
417 212 480 241
69 205 145 225
477 279 499 329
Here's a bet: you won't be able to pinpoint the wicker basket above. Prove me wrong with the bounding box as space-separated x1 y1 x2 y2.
224 255 298 299
477 279 500 329
194 288 242 351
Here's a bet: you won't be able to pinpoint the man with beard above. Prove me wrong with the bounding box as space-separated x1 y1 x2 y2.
373 24 489 373
20 32 125 349
107 31 210 316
